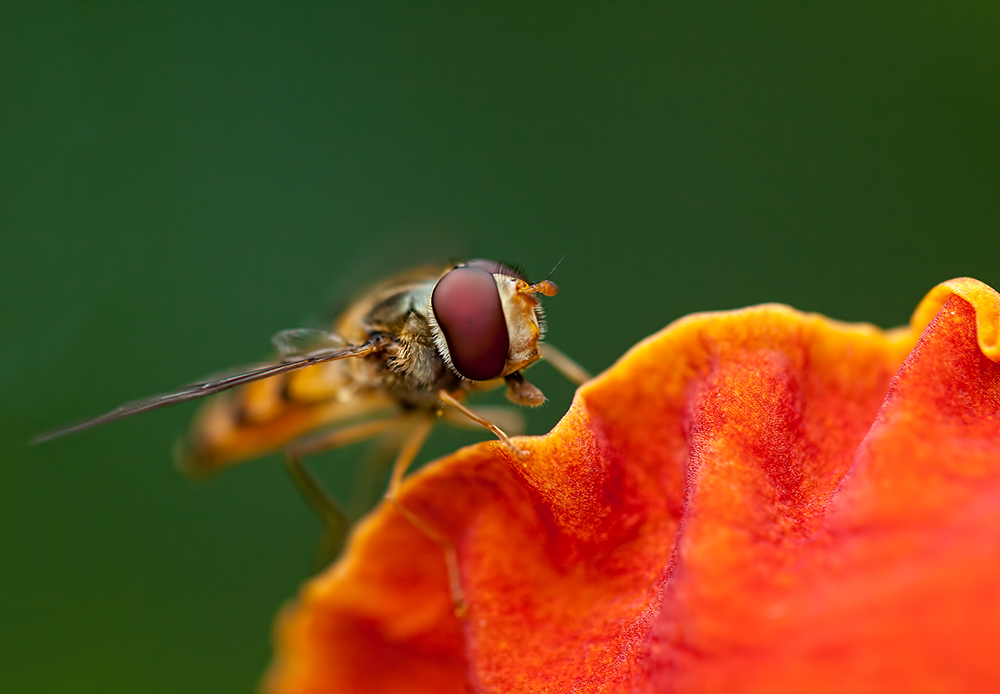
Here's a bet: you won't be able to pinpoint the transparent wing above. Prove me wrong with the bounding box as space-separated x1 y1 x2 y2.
181 329 347 385
33 336 386 444
271 328 347 358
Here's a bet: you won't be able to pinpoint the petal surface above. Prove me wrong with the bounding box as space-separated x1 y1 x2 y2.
265 278 1000 694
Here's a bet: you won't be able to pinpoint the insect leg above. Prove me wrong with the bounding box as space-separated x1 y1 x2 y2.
440 405 526 437
284 453 351 565
349 429 410 518
385 415 435 495
382 415 469 618
284 417 409 563
437 389 517 449
290 417 405 458
538 342 592 385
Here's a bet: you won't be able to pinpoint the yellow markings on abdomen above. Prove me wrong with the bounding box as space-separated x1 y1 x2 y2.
177 363 393 476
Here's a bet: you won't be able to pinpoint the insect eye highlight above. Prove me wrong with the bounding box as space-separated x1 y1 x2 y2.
432 267 510 381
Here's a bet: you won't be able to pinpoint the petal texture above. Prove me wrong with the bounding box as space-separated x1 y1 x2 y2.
265 278 1000 694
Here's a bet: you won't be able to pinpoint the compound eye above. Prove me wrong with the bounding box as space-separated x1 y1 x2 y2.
465 259 527 281
432 266 510 381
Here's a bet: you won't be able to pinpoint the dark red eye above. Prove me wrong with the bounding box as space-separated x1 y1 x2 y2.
465 259 527 281
432 266 510 381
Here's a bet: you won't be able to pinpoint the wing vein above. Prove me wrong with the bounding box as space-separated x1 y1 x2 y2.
33 336 385 444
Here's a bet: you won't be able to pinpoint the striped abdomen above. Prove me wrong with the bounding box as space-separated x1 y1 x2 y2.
178 360 393 475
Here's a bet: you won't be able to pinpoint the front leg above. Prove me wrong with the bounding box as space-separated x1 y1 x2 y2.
538 342 591 385
437 389 526 457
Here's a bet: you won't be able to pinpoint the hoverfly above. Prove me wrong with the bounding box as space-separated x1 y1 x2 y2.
36 259 589 615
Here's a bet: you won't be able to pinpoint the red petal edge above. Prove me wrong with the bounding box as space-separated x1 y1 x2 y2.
265 277 1000 694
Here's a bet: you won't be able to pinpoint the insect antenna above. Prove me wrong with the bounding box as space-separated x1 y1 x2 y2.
544 254 567 282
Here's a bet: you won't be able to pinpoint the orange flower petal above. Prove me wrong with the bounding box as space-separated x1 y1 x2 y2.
265 278 1000 694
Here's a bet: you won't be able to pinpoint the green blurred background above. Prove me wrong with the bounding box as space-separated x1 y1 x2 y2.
2 3 998 692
